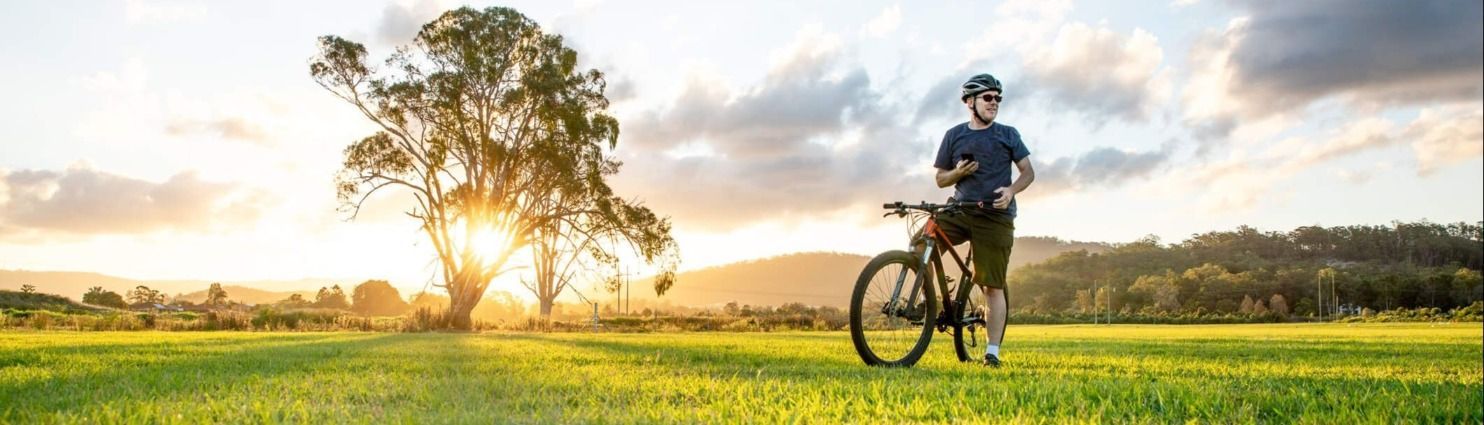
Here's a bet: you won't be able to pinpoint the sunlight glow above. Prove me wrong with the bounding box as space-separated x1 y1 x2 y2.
468 226 514 265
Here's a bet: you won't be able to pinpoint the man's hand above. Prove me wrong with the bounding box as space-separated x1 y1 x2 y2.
992 186 1016 209
955 159 979 178
936 159 981 188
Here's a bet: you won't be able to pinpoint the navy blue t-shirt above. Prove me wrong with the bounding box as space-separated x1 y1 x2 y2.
933 122 1031 218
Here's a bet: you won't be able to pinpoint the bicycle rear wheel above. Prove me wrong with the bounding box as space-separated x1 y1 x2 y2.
849 250 936 367
952 281 986 362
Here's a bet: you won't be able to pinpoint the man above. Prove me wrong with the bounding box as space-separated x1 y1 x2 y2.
931 73 1034 367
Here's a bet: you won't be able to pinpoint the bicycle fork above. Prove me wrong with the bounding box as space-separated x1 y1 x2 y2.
883 239 935 318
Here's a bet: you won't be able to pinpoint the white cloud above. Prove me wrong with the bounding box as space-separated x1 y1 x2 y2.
1022 23 1172 123
864 4 901 38
767 24 844 77
961 0 1072 62
0 164 271 238
76 57 149 93
166 117 271 145
927 3 1172 126
1176 105 1481 212
376 0 449 46
1179 17 1250 141
1406 105 1484 175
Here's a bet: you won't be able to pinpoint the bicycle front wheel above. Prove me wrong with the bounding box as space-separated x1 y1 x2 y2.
849 250 936 367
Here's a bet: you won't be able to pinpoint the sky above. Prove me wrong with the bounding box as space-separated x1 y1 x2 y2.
1 0 1481 300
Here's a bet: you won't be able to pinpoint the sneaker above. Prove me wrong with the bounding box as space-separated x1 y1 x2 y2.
982 353 1002 368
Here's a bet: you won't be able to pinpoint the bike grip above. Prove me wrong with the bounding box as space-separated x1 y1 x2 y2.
883 202 900 209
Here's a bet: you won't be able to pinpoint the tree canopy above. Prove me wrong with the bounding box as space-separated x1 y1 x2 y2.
310 6 676 328
83 287 128 309
351 280 410 316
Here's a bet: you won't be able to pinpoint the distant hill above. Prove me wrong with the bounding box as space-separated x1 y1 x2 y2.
1010 236 1110 268
0 270 356 302
632 237 1109 308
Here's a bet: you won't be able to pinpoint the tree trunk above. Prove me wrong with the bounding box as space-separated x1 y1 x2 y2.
448 301 476 330
447 272 487 330
538 295 556 320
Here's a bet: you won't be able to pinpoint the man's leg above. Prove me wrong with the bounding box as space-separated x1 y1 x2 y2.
984 286 1006 346
970 214 1014 365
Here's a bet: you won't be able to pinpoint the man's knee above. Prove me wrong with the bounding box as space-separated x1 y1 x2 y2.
982 286 1005 300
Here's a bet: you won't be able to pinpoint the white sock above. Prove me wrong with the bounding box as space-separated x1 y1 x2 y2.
985 344 1000 357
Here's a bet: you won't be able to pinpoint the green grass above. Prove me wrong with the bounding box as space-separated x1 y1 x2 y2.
1 324 1479 424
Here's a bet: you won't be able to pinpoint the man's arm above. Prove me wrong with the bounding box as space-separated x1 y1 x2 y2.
991 157 1035 209
935 159 978 188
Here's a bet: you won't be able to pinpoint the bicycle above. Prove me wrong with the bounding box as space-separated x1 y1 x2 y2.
849 201 989 367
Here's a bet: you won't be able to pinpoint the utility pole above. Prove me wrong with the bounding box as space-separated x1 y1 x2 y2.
1092 280 1099 325
624 265 631 316
1107 286 1113 325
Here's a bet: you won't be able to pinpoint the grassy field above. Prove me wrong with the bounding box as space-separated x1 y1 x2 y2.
1 324 1479 424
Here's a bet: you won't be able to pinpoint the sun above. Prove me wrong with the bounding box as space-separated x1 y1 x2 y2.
469 227 514 262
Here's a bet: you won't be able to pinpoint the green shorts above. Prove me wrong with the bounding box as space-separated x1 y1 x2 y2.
934 210 1014 289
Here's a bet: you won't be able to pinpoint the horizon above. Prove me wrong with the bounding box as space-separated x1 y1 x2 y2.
2 1 1480 305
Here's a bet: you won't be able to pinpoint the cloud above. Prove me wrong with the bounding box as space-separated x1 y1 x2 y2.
376 0 448 46
919 3 1171 126
1405 106 1484 175
165 117 270 144
614 28 938 229
624 26 868 159
605 75 638 103
912 68 975 126
1032 145 1172 197
864 4 902 38
0 165 270 238
1177 103 1482 212
618 20 1186 229
1182 1 1483 139
1021 23 1172 125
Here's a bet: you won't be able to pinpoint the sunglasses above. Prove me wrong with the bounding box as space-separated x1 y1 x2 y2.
978 94 1003 103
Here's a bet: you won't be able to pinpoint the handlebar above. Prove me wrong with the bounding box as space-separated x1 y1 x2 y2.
881 200 989 217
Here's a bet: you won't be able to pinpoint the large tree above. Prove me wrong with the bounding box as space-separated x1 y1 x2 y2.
351 280 411 316
521 140 679 318
311 6 676 327
314 285 351 310
205 283 230 307
83 286 128 309
127 285 165 305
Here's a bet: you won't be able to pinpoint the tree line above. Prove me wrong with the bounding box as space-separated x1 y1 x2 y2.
1010 221 1484 318
77 281 429 317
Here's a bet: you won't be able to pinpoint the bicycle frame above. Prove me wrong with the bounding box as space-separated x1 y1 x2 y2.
893 214 974 330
